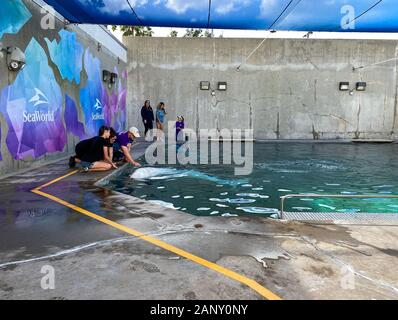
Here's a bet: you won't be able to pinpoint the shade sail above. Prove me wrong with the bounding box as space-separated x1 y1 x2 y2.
42 0 398 32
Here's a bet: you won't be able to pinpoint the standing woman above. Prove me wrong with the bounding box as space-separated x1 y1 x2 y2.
141 100 154 137
156 102 167 140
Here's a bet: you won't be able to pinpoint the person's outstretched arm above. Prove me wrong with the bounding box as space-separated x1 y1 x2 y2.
121 145 140 167
103 146 117 169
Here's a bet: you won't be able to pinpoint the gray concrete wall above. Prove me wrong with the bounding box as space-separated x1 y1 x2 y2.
125 37 398 140
0 0 127 177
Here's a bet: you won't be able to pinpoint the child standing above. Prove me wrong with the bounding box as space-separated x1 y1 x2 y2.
176 116 185 142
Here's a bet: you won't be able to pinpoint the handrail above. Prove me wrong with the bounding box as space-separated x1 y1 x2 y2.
279 194 398 219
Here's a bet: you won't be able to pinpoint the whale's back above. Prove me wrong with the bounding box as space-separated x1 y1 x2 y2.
131 167 178 180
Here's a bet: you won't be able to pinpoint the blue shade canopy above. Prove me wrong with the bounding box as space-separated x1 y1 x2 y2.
42 0 398 32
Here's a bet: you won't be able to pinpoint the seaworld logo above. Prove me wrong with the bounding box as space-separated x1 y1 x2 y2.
92 98 104 120
23 88 54 122
94 98 102 110
23 111 55 123
29 88 49 107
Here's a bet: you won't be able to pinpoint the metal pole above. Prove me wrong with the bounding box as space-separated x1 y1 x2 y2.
279 194 398 219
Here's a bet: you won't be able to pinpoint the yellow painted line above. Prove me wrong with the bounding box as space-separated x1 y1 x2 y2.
33 170 79 190
31 167 282 300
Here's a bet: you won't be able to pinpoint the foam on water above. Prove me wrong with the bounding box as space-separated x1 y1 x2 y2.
292 207 313 211
341 191 357 195
222 213 238 217
318 204 336 210
210 198 257 204
148 200 177 209
237 207 279 214
236 193 270 199
256 159 345 173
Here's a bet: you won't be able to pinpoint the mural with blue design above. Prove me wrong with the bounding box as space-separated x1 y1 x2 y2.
45 30 84 84
0 0 127 163
65 95 86 140
0 0 31 39
80 49 106 137
0 38 66 160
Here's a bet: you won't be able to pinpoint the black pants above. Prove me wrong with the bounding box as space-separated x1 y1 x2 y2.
144 121 153 135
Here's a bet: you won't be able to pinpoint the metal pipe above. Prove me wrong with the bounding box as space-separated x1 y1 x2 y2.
279 194 398 220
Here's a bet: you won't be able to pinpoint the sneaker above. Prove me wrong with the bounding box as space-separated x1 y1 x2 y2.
82 166 89 173
69 156 76 168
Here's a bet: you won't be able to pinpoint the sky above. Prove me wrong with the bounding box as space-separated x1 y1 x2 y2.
50 0 398 34
109 26 398 42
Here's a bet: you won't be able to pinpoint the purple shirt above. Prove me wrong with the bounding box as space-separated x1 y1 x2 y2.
176 121 184 130
116 131 130 147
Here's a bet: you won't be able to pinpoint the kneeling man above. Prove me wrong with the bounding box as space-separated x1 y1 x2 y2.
113 127 141 167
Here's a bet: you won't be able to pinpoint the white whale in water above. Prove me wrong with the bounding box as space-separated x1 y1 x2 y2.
131 168 181 180
131 167 247 186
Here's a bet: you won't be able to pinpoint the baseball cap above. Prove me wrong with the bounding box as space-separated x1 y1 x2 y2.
129 127 140 138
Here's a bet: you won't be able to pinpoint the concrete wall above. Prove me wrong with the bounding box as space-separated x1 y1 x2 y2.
125 37 398 140
0 0 127 177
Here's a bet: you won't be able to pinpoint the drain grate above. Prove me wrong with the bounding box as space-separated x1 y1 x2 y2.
282 212 398 223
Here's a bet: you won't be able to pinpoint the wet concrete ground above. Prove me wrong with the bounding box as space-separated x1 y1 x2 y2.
1 142 398 300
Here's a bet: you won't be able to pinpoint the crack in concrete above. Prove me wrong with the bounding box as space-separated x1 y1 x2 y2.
0 229 299 270
300 236 398 295
313 113 351 125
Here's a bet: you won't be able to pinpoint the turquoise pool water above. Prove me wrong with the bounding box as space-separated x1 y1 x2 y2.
105 143 398 217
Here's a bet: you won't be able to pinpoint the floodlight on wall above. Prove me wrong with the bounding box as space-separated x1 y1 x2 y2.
0 46 26 71
103 70 111 82
200 81 210 90
217 82 227 91
110 73 118 84
356 82 367 91
339 82 350 91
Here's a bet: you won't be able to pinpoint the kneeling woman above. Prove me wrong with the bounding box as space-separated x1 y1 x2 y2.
80 126 117 172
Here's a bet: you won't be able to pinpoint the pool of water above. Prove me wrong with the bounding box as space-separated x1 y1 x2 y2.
105 142 398 217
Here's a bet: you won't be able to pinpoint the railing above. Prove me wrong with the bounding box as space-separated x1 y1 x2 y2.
279 194 398 219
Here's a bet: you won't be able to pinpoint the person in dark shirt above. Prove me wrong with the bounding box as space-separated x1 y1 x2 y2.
141 100 154 137
69 137 95 168
107 128 118 166
80 126 116 172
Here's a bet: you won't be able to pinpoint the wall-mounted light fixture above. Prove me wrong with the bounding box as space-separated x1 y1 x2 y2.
200 81 210 90
103 70 111 82
339 82 350 91
0 46 26 71
110 73 118 84
217 82 227 91
356 82 367 91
